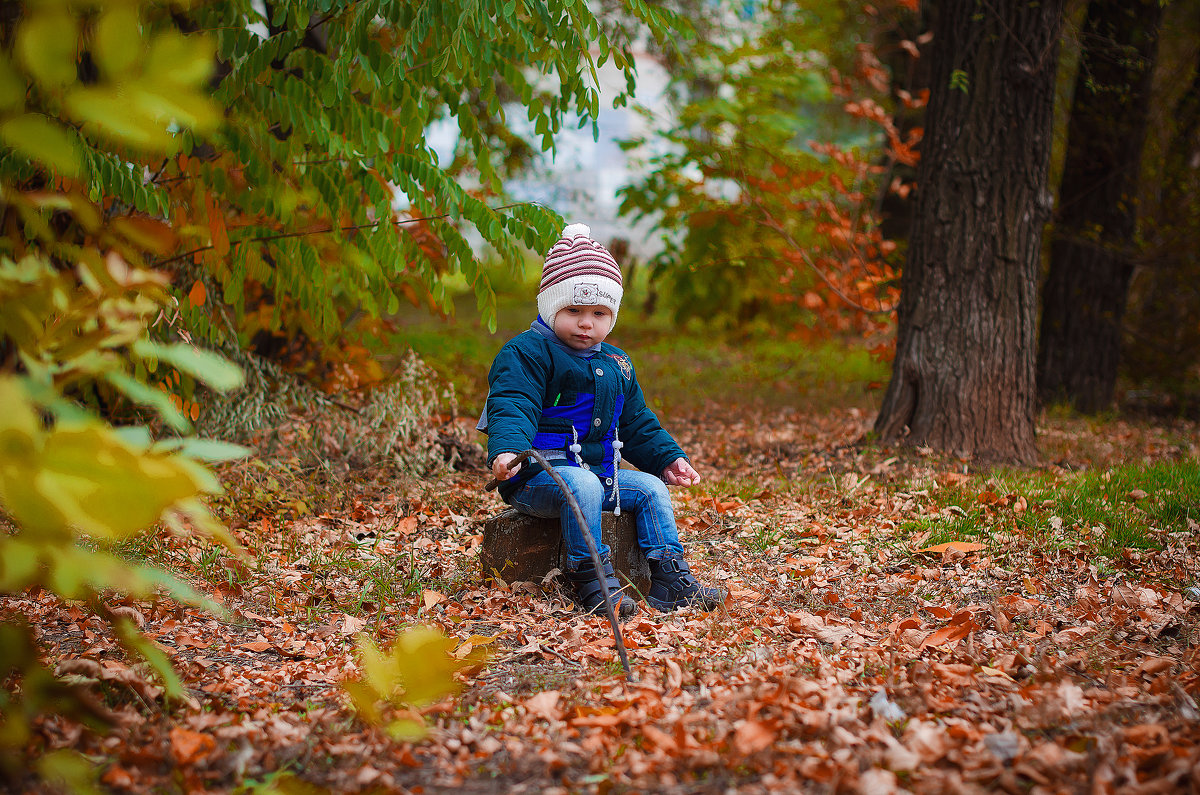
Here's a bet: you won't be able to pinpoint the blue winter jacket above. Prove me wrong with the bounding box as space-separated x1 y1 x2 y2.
480 319 686 501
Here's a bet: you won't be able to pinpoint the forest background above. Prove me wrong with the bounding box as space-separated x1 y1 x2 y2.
1 0 1199 792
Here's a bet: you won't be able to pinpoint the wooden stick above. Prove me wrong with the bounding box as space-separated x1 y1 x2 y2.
484 450 634 681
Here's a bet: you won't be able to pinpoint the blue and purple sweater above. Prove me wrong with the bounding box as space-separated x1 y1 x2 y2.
478 318 686 502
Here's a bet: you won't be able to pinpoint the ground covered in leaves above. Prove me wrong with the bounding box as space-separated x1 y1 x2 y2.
6 407 1200 793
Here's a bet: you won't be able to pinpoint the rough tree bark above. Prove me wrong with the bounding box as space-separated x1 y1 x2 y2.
1036 0 1164 413
873 0 1063 462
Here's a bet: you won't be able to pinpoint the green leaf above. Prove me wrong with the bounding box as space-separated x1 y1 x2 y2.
132 340 243 392
125 561 230 618
0 114 82 177
169 438 252 463
94 5 142 80
16 9 78 89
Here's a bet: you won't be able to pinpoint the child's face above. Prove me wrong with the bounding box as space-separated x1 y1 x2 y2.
553 305 613 350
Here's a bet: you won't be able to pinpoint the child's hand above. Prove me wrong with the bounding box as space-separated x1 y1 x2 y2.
662 457 701 486
492 453 522 482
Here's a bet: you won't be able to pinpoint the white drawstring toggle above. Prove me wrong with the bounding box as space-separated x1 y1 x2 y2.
610 428 622 515
569 428 584 467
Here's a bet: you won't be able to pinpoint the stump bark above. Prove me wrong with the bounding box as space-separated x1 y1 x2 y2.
480 509 650 595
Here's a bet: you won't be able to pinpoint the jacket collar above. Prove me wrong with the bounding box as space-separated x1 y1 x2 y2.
532 316 601 358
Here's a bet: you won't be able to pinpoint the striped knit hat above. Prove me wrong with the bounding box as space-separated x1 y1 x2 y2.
537 223 624 327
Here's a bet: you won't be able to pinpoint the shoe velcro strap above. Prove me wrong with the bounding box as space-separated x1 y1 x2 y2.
658 558 689 574
576 575 619 602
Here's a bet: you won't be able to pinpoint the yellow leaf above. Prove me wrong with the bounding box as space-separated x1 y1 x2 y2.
94 5 142 80
342 680 381 724
979 665 1014 681
143 30 215 87
16 9 78 89
386 716 428 741
0 114 82 177
64 87 173 151
357 634 398 698
391 626 467 706
0 55 25 112
35 422 204 538
348 626 476 716
129 83 220 132
0 537 41 591
0 378 68 536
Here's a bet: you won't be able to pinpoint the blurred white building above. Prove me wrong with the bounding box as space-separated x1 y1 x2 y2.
507 53 673 258
427 51 674 259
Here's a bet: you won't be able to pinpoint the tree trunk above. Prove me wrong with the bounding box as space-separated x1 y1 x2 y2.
1036 0 1164 413
1125 41 1200 398
875 4 934 243
873 0 1063 463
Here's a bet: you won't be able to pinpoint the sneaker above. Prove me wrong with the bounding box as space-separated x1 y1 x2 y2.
566 557 637 617
647 557 724 612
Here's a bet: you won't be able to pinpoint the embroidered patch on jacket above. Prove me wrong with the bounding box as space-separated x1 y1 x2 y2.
609 353 632 380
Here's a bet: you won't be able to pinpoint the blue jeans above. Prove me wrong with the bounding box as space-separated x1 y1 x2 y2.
508 465 686 570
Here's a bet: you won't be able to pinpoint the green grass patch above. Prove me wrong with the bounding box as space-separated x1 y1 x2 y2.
1017 458 1198 555
899 459 1198 558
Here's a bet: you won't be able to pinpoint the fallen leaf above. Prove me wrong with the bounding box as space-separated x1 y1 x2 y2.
918 541 985 554
859 768 901 795
787 611 859 645
339 614 367 635
733 719 775 755
919 620 975 650
169 727 215 766
570 713 622 728
524 690 561 721
979 665 1014 681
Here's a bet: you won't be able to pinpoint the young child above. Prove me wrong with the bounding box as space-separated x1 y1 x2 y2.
478 223 723 617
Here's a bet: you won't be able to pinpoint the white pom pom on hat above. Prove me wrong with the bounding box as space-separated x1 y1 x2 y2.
538 222 623 328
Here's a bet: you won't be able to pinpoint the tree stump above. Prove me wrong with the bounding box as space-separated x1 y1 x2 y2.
480 509 650 595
